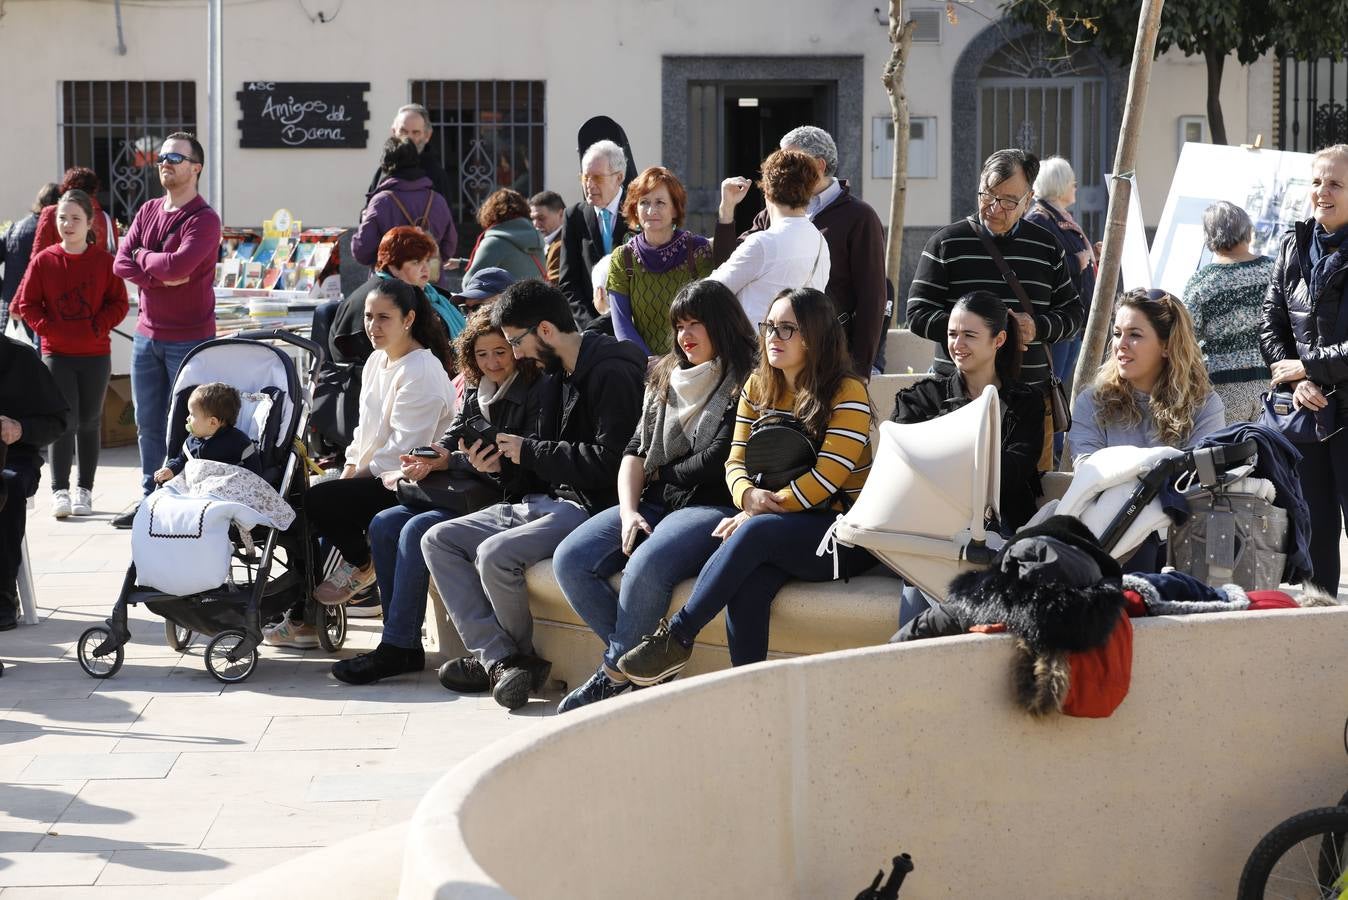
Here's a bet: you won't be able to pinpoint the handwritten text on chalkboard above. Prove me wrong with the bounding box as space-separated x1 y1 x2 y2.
237 82 370 149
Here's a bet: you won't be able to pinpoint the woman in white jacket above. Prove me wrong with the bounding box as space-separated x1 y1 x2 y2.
265 279 456 649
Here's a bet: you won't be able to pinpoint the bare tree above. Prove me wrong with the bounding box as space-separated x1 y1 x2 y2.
881 2 918 306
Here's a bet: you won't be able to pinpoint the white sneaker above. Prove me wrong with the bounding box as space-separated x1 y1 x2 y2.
51 490 72 519
71 488 93 516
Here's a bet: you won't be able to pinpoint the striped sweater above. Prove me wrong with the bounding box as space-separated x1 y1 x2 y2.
907 217 1083 390
726 374 872 512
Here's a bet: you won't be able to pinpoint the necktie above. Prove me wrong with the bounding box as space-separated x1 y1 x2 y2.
599 208 613 255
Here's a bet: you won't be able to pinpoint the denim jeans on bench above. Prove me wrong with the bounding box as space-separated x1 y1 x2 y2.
368 504 456 650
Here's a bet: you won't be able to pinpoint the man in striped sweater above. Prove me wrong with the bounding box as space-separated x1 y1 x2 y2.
907 149 1083 468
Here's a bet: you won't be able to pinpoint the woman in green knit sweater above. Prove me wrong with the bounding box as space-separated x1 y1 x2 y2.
606 167 713 357
1182 200 1274 422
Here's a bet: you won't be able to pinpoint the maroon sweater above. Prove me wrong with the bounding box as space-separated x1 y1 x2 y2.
11 244 129 356
714 180 888 373
112 194 221 342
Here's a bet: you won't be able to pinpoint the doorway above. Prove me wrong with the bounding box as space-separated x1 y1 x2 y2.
684 80 837 237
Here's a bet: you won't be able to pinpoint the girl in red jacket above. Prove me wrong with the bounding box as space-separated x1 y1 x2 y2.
11 189 129 518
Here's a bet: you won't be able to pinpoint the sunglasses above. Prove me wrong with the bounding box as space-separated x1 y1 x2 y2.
157 152 200 166
1141 288 1178 305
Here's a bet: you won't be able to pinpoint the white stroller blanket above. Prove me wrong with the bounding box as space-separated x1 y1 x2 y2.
131 460 294 596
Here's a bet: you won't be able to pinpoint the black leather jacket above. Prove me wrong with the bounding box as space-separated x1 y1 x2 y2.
1260 221 1348 410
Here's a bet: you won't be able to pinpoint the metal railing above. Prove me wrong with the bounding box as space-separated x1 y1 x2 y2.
1279 56 1348 153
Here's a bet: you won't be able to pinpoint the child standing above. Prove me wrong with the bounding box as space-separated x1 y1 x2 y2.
153 382 261 483
11 189 128 518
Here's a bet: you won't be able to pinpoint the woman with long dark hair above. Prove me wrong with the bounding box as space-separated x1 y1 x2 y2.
616 287 876 684
12 190 128 519
552 279 757 710
265 279 456 649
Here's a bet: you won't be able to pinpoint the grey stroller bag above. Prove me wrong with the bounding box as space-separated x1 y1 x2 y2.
1168 471 1289 591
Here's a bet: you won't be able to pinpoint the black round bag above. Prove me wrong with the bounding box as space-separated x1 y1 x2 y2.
743 413 818 490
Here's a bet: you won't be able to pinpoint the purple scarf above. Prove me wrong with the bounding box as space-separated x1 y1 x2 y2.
629 229 710 275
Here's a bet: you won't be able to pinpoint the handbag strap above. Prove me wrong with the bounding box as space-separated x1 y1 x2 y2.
970 217 1056 380
802 233 824 288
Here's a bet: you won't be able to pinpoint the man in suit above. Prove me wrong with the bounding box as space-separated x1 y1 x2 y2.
557 140 630 330
364 104 453 218
529 191 566 284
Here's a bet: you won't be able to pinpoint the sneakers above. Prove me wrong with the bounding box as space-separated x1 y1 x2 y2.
557 666 632 714
314 560 377 606
71 487 93 516
51 490 72 519
330 642 425 685
437 656 491 694
262 617 319 649
616 619 693 687
345 591 382 618
111 503 139 529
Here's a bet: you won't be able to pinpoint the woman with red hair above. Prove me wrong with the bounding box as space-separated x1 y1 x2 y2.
605 166 712 356
31 168 118 258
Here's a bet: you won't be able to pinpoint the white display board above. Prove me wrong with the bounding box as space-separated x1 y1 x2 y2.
1151 142 1313 297
1105 173 1153 291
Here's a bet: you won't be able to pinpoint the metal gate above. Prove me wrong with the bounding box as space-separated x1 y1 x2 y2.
57 81 197 227
409 80 546 256
1279 56 1348 153
976 33 1108 238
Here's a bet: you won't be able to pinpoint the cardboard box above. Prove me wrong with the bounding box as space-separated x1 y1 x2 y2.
101 375 137 448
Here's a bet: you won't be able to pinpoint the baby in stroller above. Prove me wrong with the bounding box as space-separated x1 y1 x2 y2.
152 382 261 485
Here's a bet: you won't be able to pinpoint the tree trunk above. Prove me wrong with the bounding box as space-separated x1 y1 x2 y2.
1204 45 1227 146
1073 0 1167 404
881 3 917 321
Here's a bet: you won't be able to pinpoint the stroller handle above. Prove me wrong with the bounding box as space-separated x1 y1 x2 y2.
232 329 324 384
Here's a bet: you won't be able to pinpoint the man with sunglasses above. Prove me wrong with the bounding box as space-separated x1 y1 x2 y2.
111 132 222 523
907 148 1083 470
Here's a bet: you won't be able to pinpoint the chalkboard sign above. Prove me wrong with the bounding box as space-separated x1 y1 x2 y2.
237 82 370 149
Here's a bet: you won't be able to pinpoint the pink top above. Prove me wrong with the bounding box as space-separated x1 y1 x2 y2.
112 194 222 342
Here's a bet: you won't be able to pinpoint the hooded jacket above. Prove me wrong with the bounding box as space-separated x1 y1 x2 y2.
1260 219 1348 420
465 217 546 284
519 331 646 514
351 173 458 285
891 372 1044 531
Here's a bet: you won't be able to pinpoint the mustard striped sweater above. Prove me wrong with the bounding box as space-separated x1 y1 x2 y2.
726 374 873 512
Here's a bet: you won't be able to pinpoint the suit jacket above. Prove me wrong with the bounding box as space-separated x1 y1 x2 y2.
557 199 630 329
545 237 561 284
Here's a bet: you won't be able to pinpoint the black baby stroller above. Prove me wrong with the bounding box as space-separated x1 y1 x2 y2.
75 330 347 684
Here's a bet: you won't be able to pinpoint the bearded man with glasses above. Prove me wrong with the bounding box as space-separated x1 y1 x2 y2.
907 148 1083 471
110 132 222 524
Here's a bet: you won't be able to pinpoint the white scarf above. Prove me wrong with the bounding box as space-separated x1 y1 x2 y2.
637 359 730 474
667 359 723 435
476 370 519 424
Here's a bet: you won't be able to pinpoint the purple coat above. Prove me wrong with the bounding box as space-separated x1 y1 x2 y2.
351 176 458 283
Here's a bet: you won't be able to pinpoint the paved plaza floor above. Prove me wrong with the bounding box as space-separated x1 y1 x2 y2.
0 445 562 897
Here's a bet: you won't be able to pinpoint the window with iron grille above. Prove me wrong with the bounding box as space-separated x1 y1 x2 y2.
409 80 546 255
58 81 198 228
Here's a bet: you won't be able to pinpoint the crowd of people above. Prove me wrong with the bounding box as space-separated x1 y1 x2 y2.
0 101 1344 715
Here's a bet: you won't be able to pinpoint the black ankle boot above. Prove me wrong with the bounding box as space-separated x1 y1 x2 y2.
331 642 423 685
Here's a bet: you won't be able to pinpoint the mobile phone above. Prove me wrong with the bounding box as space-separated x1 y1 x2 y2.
410 446 441 459
460 416 500 452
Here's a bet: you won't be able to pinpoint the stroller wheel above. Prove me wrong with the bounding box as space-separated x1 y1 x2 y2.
76 626 125 679
205 631 258 684
316 602 347 652
164 620 194 652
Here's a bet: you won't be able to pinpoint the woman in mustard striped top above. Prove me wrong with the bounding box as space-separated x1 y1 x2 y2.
617 287 876 683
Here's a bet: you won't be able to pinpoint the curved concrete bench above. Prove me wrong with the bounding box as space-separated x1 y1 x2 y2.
404 606 1348 898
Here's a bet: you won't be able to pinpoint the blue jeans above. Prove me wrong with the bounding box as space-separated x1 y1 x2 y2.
552 502 734 671
131 334 207 495
368 504 456 649
669 510 877 665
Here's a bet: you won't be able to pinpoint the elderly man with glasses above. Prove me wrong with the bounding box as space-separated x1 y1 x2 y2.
907 148 1083 471
557 140 631 331
111 132 222 524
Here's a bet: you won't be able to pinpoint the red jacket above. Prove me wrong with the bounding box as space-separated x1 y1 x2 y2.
11 244 129 356
31 198 118 260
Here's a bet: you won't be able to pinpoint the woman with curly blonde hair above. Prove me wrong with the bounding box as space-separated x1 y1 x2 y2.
1068 288 1225 464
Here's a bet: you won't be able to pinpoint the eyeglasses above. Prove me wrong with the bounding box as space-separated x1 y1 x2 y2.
977 190 1030 211
157 152 200 166
505 325 538 348
579 171 621 184
758 321 799 341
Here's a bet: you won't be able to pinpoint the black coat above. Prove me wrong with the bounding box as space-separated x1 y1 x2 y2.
0 213 39 305
892 372 1043 532
623 394 738 511
438 375 544 504
519 332 646 514
1261 220 1348 419
557 199 630 330
0 337 67 471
